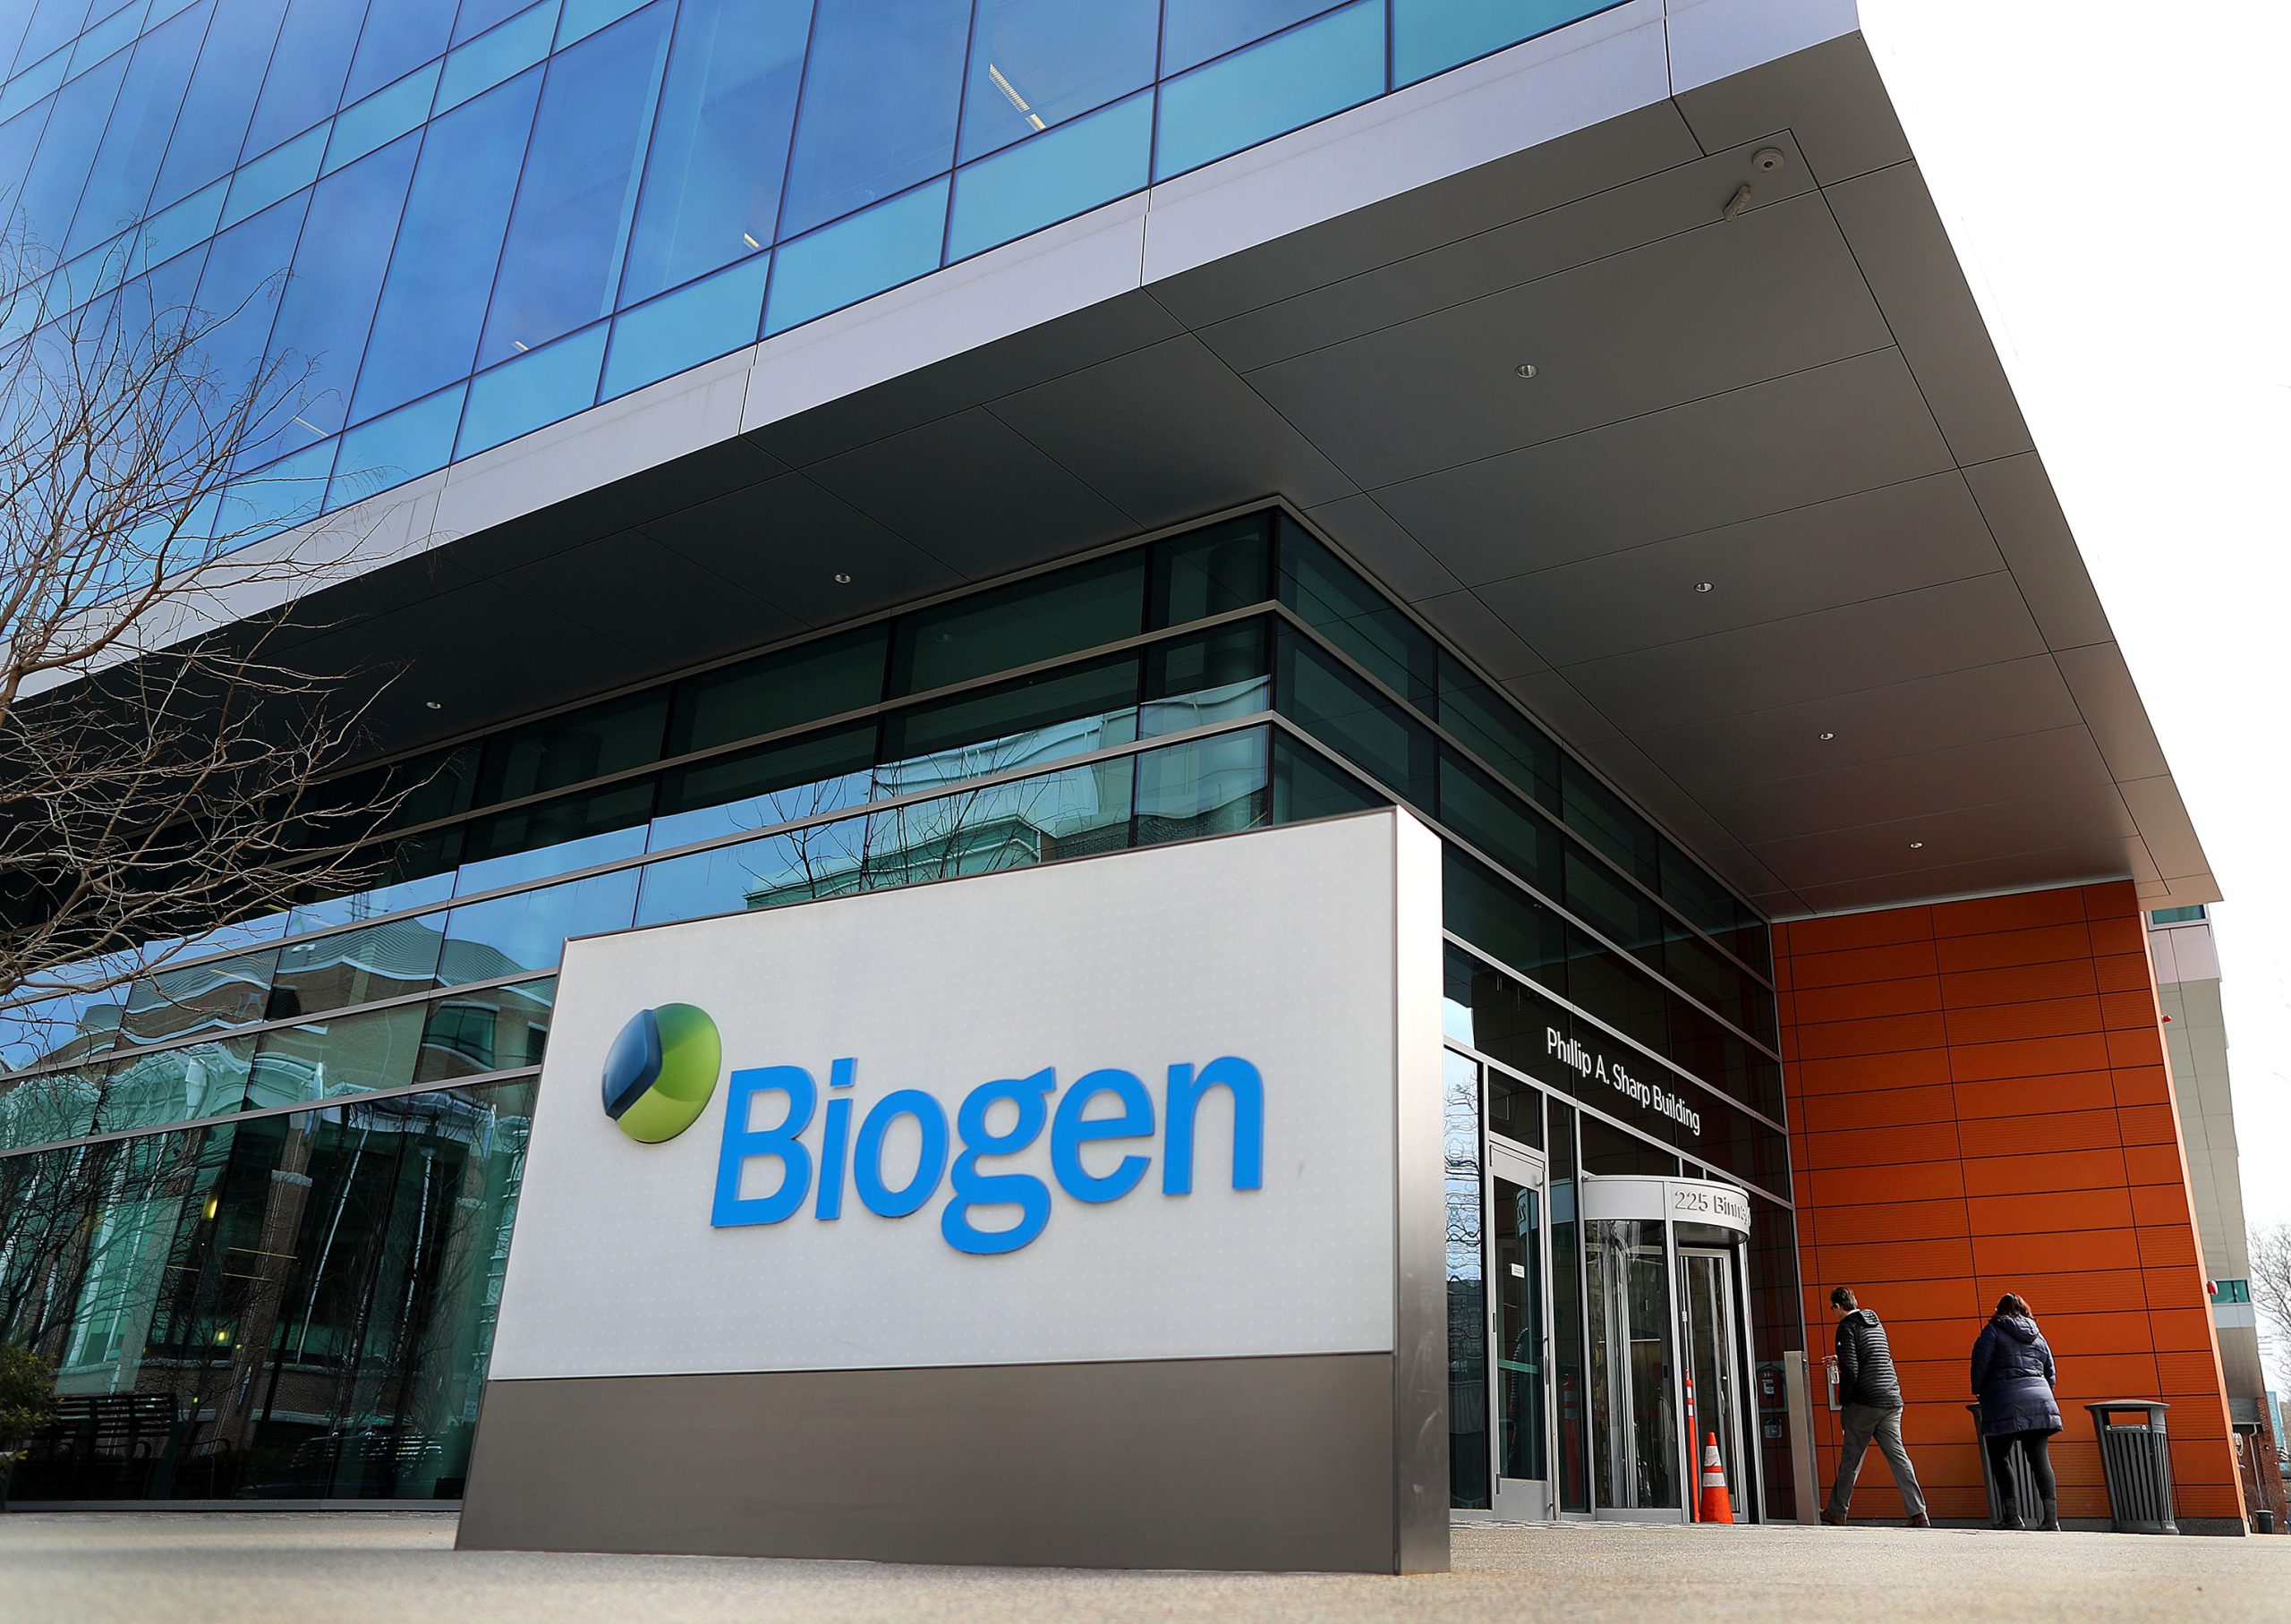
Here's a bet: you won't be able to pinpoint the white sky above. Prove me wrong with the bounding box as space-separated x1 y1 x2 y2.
1858 4 2291 1375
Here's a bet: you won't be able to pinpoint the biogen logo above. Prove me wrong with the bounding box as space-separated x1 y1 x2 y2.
707 1058 1265 1256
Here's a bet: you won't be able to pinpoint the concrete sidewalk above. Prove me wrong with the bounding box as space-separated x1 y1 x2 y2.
1 1512 2281 1624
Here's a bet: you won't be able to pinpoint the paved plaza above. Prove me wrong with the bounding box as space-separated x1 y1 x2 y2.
1 1513 2283 1624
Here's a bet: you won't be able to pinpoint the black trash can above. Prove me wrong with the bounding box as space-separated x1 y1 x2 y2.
1969 1403 2044 1525
2087 1400 2179 1535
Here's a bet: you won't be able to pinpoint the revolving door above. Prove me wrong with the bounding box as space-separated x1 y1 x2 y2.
1577 1176 1756 1521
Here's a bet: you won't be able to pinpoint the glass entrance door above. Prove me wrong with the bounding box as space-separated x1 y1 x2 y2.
1486 1139 1550 1520
1588 1219 1682 1515
1678 1247 1744 1517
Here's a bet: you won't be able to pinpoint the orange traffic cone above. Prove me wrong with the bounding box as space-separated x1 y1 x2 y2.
1697 1433 1735 1524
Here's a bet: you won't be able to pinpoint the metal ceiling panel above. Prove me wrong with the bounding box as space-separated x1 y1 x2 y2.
1475 471 2000 667
1962 454 2115 652
1375 348 1953 584
807 408 1136 581
1248 191 1891 489
1627 655 2084 793
988 335 1356 525
1561 571 2047 735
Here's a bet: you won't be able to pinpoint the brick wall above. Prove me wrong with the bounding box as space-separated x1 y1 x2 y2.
1777 880 2244 1525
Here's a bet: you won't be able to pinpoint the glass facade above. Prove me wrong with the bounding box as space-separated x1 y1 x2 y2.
1 504 1785 1501
0 0 1617 539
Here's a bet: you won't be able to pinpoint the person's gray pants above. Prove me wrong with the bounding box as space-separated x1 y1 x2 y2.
1827 1401 1927 1518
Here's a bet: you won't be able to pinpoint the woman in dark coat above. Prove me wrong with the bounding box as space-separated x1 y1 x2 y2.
1970 1292 2063 1529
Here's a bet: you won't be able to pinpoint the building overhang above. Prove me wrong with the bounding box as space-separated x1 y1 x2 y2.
115 3 2210 921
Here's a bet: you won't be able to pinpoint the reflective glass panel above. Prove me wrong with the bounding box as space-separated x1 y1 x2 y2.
600 252 767 401
1277 629 1436 812
668 625 887 755
762 177 948 336
260 132 421 447
343 0 456 103
0 1079 534 1501
1159 0 1328 75
414 976 554 1082
946 89 1149 263
435 869 640 983
477 690 669 805
244 1000 427 1110
94 1035 257 1133
958 0 1156 162
13 44 124 247
1394 0 1600 86
861 756 1133 888
1134 727 1265 844
648 726 875 851
476 1 671 365
148 0 287 210
59 0 206 256
241 0 365 159
266 915 447 1022
890 549 1145 696
617 0 807 305
455 320 604 457
776 0 969 238
455 782 653 894
1154 0 1384 181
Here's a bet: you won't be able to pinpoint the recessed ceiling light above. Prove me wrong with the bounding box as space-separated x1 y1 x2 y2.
833 572 852 584
1909 841 1925 849
1818 730 1835 741
1693 581 1715 594
1514 363 1538 379
424 701 442 710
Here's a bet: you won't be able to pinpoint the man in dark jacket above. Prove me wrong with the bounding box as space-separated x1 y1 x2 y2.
1822 1286 1929 1526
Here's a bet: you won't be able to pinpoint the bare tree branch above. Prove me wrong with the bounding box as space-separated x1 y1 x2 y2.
0 228 419 1065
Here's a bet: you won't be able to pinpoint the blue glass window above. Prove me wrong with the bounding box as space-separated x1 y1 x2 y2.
186 189 305 406
1155 0 1386 182
342 0 455 103
13 44 124 249
434 0 554 113
147 0 287 212
476 0 670 366
240 0 367 159
324 61 439 175
214 438 334 543
11 0 92 73
328 383 461 509
776 0 969 239
258 132 419 450
216 122 322 229
617 0 806 307
456 322 605 457
59 0 207 256
353 66 540 421
556 0 649 47
600 252 766 401
436 870 639 983
1393 0 1599 87
958 0 1157 163
763 177 946 336
66 1 137 72
947 89 1148 262
1160 0 1330 75
0 105 52 225
452 0 527 45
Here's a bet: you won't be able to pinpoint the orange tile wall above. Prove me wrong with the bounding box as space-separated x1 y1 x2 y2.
1776 880 2244 1525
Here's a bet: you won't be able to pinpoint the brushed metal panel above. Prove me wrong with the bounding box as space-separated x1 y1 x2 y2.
1194 135 1817 377
1377 349 1952 585
1479 472 2001 667
458 1354 1405 1571
1629 655 2083 793
1388 814 1450 1574
1823 160 2034 466
1249 191 1891 489
1963 454 2116 652
1567 572 2046 735
808 407 1136 578
1413 590 1548 680
989 336 1356 524
1672 30 1912 186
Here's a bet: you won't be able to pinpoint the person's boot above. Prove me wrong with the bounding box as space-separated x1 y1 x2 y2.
1906 1513 1931 1527
1993 1502 2023 1530
2038 1498 2060 1532
1820 1507 1847 1526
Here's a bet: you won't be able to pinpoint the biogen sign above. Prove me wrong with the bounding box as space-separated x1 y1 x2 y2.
462 809 1452 1574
